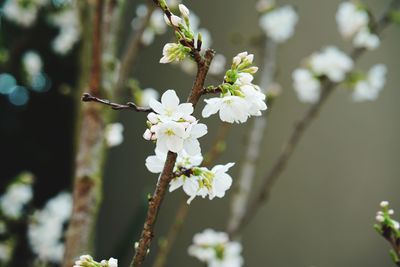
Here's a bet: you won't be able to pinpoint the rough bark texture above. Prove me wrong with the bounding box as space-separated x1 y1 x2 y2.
62 1 105 266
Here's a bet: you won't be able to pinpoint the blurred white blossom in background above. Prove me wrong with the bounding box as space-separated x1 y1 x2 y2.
352 64 387 102
188 229 243 267
28 192 72 263
336 1 380 50
105 123 124 147
259 4 298 43
0 182 33 219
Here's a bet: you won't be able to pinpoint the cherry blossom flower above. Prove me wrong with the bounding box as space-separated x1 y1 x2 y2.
353 27 380 50
292 68 321 103
0 182 33 219
259 5 298 43
105 123 124 147
352 64 387 102
149 90 193 122
336 2 368 39
28 192 72 263
309 46 354 82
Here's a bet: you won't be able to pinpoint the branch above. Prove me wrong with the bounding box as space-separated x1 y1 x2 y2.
63 1 105 266
229 0 400 238
82 93 153 112
130 47 215 267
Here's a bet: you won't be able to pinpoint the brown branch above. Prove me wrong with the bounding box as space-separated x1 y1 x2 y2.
82 93 153 112
62 1 105 266
380 225 400 266
229 0 400 238
151 199 190 267
130 48 215 267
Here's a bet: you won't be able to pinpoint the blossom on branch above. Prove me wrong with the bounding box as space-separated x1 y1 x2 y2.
188 229 243 267
143 90 207 155
202 52 267 123
336 1 380 50
352 64 387 102
74 255 118 267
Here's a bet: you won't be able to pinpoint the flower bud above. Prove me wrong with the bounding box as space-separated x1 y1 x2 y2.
389 209 395 215
147 112 159 124
380 201 389 208
179 4 190 18
163 14 171 26
245 54 254 64
143 129 152 140
376 215 384 223
232 56 241 67
170 15 182 27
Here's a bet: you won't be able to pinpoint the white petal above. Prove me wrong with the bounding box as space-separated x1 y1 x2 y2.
161 89 180 109
202 98 222 118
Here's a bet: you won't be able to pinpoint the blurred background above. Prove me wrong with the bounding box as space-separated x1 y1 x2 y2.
1 0 399 266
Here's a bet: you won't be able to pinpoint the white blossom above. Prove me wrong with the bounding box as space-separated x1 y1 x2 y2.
146 149 203 174
309 46 353 82
336 2 369 39
48 2 81 55
182 163 234 204
154 121 187 153
188 229 243 267
74 255 118 267
105 123 124 147
0 183 33 219
202 52 267 123
23 51 43 78
202 96 250 124
149 89 193 122
160 43 190 64
3 0 48 27
138 88 159 107
292 68 321 103
381 201 390 208
179 4 190 18
208 54 227 76
28 192 72 263
353 27 380 50
352 64 387 102
259 5 298 43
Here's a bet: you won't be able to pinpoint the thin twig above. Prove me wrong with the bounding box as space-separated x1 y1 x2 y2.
230 0 400 237
130 48 215 267
227 38 277 235
62 1 105 266
82 93 153 112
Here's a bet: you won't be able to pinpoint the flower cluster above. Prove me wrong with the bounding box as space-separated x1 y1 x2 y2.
336 2 380 50
293 46 354 103
3 0 48 27
374 201 400 264
143 90 207 155
0 173 34 220
188 229 243 267
159 4 203 64
74 255 118 267
258 1 299 43
47 1 81 55
202 52 267 123
28 192 72 263
352 64 387 102
146 149 234 204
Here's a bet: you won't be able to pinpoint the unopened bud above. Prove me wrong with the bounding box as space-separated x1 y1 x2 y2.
380 201 389 208
170 15 182 27
179 4 190 18
143 129 152 140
